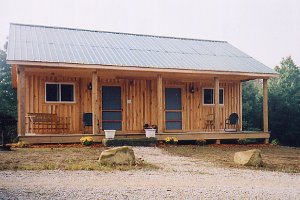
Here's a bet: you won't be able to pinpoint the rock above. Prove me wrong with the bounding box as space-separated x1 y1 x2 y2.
234 149 263 167
99 146 136 166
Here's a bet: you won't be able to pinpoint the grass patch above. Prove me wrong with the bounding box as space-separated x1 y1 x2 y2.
163 145 300 173
0 147 157 171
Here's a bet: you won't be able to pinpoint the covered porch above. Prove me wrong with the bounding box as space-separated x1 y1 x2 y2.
15 65 271 144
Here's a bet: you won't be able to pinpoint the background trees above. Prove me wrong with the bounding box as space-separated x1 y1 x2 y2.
268 57 300 146
0 44 17 142
242 80 262 131
242 56 300 146
0 44 16 117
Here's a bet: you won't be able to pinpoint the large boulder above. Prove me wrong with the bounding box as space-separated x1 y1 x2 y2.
99 146 135 166
234 149 263 167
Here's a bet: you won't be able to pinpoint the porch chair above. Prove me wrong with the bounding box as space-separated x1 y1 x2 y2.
224 113 239 132
204 114 215 131
83 113 93 134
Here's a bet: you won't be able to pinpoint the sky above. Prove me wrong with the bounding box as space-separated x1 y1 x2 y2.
0 0 299 68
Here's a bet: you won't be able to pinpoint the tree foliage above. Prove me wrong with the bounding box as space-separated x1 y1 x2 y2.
242 80 262 131
0 44 17 143
268 57 300 146
243 56 300 146
0 47 17 117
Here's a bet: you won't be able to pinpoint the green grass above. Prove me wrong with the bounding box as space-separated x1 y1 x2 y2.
0 147 158 171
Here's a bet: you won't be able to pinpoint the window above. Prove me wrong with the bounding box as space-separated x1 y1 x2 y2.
45 83 75 102
203 88 224 105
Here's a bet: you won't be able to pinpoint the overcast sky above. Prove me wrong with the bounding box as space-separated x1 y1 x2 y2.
0 0 299 68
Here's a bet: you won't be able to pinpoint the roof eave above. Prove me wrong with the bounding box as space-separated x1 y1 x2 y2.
7 60 279 79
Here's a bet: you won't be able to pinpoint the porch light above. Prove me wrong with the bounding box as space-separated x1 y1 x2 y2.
88 83 92 90
189 85 195 93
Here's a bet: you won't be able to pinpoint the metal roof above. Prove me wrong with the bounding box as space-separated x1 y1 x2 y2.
7 23 276 74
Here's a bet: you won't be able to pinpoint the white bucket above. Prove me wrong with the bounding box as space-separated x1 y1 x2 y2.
104 130 116 139
145 129 156 138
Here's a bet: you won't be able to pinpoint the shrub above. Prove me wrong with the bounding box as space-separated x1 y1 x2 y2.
15 140 30 148
102 138 157 147
195 139 206 146
271 138 280 146
80 136 93 146
237 138 256 145
165 137 178 145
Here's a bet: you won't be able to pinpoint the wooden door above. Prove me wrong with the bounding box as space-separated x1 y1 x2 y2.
102 86 122 131
165 88 182 130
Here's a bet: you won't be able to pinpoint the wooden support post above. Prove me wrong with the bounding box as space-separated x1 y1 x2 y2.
263 79 268 132
92 71 100 134
216 139 221 144
17 66 26 136
157 74 163 133
264 138 269 144
239 82 243 131
214 77 220 132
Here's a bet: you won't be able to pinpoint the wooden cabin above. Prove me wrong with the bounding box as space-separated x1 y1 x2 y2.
6 23 278 144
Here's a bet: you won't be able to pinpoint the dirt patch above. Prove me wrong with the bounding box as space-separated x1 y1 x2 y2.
163 144 300 173
1 147 299 199
0 147 157 171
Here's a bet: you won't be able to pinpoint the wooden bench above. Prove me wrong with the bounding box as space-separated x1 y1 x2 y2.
25 113 70 134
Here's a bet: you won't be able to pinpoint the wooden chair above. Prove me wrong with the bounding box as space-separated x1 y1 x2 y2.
83 113 93 134
204 114 215 131
224 113 239 132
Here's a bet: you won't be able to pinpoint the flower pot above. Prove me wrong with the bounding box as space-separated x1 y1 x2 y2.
104 130 116 139
145 129 156 138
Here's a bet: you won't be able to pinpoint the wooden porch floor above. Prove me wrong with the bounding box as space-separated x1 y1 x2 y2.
19 131 270 144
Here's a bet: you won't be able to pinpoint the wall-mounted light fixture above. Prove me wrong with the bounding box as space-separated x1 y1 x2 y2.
87 83 92 90
189 84 195 93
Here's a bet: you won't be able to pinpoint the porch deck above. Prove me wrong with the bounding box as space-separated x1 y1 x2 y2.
19 131 270 144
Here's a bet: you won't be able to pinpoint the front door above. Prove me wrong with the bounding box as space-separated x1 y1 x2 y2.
102 86 122 131
165 88 182 130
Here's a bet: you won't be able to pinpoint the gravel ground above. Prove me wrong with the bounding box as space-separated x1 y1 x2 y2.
0 147 299 199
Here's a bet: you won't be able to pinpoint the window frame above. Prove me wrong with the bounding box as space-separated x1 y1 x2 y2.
202 87 224 106
45 82 76 103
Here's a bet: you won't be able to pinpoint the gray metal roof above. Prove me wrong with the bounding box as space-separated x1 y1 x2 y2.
7 23 276 74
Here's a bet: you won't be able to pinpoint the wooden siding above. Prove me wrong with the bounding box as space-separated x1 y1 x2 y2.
24 71 241 134
25 75 81 133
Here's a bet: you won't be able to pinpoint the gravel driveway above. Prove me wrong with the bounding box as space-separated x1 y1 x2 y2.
1 147 299 199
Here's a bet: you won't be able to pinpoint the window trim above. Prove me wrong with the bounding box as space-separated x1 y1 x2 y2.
45 82 76 103
202 87 224 106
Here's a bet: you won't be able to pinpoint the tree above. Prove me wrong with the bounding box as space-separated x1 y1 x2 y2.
242 80 262 131
0 45 17 117
269 56 300 146
0 42 17 142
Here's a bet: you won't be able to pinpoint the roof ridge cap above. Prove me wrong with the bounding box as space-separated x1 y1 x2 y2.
10 23 228 43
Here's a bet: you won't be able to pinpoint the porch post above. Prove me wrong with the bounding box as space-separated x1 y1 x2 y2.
92 71 100 134
239 82 243 131
214 77 220 132
263 79 268 132
17 66 26 136
157 74 163 133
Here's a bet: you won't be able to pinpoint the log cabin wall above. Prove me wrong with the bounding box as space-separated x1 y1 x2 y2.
99 78 158 133
164 80 242 131
25 74 81 133
24 72 241 134
64 77 159 133
183 81 241 131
